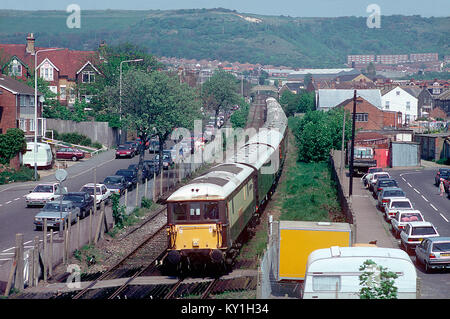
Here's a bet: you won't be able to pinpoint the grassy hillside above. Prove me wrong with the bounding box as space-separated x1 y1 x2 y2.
0 8 449 67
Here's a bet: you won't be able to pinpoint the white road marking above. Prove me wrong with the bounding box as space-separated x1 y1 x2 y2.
413 188 421 194
430 204 438 211
14 198 20 201
421 195 429 202
5 201 11 204
407 182 412 187
440 213 449 223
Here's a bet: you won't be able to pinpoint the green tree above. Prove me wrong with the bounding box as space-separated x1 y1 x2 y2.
0 128 27 165
103 69 201 177
293 108 351 163
359 259 398 299
202 69 240 125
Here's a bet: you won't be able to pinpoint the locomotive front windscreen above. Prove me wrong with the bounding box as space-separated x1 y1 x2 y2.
170 201 220 222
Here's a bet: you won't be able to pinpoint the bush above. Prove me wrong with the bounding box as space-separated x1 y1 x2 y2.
0 166 35 184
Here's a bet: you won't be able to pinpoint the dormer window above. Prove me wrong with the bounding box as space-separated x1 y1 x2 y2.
40 62 54 81
82 71 95 83
396 91 400 96
9 59 22 77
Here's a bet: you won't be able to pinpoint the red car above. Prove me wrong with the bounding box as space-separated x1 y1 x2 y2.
115 144 135 159
55 147 85 161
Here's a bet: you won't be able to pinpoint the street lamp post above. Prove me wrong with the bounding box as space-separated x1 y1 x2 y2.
34 48 63 181
119 59 143 145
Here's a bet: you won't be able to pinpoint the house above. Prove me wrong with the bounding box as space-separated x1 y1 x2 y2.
433 89 450 118
336 96 402 131
316 89 382 111
0 33 101 108
381 86 418 125
0 75 43 138
278 82 305 95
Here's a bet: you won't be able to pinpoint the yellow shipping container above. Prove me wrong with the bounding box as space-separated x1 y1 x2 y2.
277 221 352 280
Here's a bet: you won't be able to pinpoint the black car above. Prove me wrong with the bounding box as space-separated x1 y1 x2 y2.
373 179 399 198
128 163 153 180
62 192 94 218
115 169 138 190
143 160 160 176
103 175 127 195
155 150 174 170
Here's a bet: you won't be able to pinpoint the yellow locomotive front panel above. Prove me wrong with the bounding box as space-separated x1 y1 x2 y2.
168 223 223 250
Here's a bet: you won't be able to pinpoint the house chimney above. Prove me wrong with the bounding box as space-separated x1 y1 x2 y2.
26 33 35 55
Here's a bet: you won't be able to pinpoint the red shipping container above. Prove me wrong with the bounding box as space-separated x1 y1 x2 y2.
374 148 389 168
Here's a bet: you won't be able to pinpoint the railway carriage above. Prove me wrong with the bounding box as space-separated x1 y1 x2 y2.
165 97 287 271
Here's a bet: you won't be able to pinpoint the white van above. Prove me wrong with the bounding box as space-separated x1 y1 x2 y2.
302 246 417 299
22 142 53 169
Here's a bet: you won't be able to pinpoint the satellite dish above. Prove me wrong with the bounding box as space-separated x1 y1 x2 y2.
55 169 67 182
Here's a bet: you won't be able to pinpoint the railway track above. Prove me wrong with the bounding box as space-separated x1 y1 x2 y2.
43 95 267 300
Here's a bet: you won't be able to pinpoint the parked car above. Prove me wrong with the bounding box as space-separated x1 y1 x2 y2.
62 192 94 218
80 183 111 208
55 147 85 161
148 140 160 153
115 144 135 159
25 182 67 207
103 175 127 195
400 221 439 255
435 168 450 186
33 200 80 230
361 167 383 187
124 141 139 154
155 151 174 170
369 172 391 192
143 160 160 176
415 237 450 273
384 197 414 221
391 210 424 238
128 163 153 180
115 169 138 189
377 187 406 211
373 179 399 198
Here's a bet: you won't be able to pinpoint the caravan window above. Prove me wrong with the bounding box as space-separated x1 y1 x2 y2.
312 276 341 291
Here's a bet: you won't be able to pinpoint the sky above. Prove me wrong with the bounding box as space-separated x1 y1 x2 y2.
1 0 449 17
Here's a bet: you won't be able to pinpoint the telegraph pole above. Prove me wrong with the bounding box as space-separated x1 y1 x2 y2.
349 90 357 197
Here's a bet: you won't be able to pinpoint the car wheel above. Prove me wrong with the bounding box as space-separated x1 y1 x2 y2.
72 156 78 161
424 261 431 273
35 225 42 231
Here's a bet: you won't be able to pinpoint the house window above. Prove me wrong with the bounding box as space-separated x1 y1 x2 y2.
19 119 26 131
406 101 410 110
49 86 57 99
82 71 95 83
40 65 54 81
29 119 35 132
396 91 400 96
9 60 22 77
60 86 66 100
385 101 390 110
355 113 368 122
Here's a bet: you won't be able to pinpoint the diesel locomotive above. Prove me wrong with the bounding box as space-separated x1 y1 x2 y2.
164 97 288 271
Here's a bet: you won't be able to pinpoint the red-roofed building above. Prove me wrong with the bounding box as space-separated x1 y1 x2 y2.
0 33 101 107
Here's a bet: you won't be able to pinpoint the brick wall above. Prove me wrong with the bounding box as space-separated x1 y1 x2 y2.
342 97 398 130
0 89 18 134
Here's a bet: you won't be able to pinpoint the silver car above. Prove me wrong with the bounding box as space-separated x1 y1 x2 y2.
34 200 80 230
415 237 450 273
377 187 406 211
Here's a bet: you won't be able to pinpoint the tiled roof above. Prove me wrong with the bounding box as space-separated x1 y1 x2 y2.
0 75 41 95
0 44 98 80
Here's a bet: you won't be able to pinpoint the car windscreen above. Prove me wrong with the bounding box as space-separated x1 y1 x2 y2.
391 201 411 209
399 213 423 222
384 190 405 197
63 195 84 203
104 177 123 184
118 145 131 150
379 180 397 187
81 187 101 195
33 185 53 192
43 203 69 211
376 174 390 179
432 242 450 252
116 170 134 177
411 226 437 236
